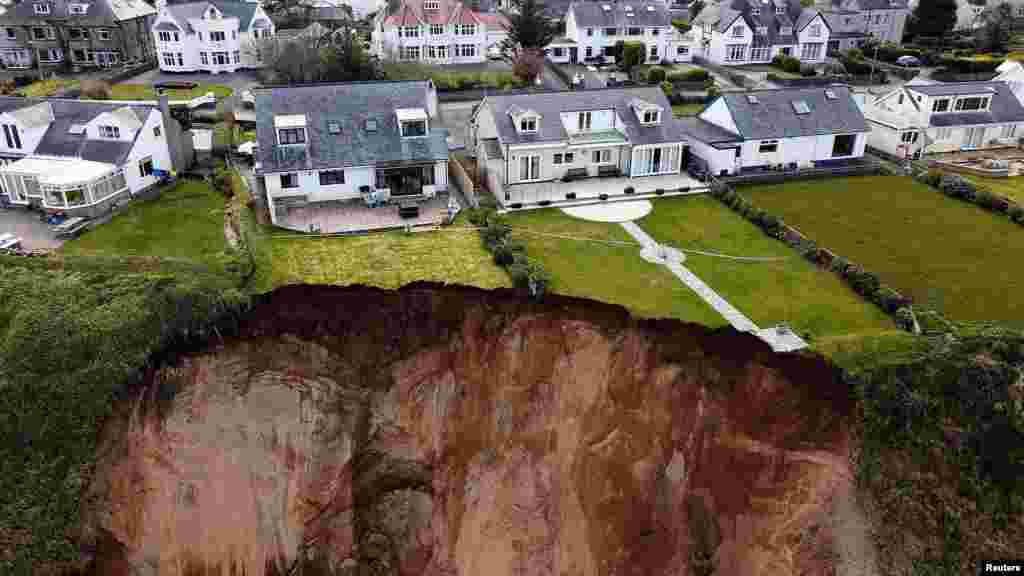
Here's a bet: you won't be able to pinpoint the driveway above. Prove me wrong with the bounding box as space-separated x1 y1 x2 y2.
438 101 477 150
559 64 606 89
0 208 62 250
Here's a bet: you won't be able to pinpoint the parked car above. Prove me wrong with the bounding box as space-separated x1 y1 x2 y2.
896 55 921 68
487 45 503 61
154 80 198 90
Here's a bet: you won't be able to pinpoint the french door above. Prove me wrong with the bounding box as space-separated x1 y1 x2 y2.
518 155 540 181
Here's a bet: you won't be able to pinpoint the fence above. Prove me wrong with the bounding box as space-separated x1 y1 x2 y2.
438 85 554 103
449 155 479 208
721 159 882 184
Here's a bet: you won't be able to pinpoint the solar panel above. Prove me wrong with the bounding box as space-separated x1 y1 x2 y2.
327 120 341 134
365 119 377 132
824 88 836 100
792 100 810 114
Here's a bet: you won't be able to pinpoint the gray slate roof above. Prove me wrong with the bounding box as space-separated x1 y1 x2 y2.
0 96 152 164
570 2 673 28
697 85 869 141
164 0 261 33
0 0 154 25
483 87 688 146
830 0 908 10
678 116 743 146
254 81 449 174
696 0 824 44
907 82 1024 127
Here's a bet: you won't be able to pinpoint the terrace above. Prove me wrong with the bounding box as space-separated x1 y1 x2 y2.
274 194 453 234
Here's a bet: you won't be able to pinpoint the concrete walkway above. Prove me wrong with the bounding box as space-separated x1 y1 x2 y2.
619 221 806 352
562 200 652 223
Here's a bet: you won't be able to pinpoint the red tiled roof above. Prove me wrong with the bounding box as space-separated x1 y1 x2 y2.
384 0 485 26
475 11 509 29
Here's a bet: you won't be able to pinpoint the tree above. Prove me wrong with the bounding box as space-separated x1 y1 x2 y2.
256 22 381 84
688 0 705 21
907 0 958 39
620 41 646 73
975 3 1014 53
671 19 691 33
501 0 559 57
79 79 111 100
512 49 545 84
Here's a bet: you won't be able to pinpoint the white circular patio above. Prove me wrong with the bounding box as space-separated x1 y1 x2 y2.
560 200 653 223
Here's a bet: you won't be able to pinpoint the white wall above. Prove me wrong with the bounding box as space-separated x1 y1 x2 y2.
796 14 829 62
698 97 740 134
124 110 173 194
153 4 273 72
737 133 865 169
688 138 737 175
375 21 489 64
265 162 449 203
0 115 49 155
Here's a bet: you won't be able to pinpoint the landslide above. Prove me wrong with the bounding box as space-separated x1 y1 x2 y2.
76 283 859 575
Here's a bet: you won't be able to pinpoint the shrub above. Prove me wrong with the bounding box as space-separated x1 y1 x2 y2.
565 192 577 200
655 188 666 195
894 307 915 331
799 64 817 77
671 18 692 33
917 169 944 188
647 66 667 83
772 54 802 74
668 68 710 82
875 286 909 314
512 49 545 85
538 200 552 206
850 268 882 297
481 220 511 250
845 48 864 60
508 258 551 297
706 83 721 99
975 188 1005 212
491 241 518 267
212 168 234 198
466 207 496 226
80 79 112 100
660 80 674 96
917 309 955 334
940 174 976 200
759 213 783 237
1008 204 1024 224
624 186 635 194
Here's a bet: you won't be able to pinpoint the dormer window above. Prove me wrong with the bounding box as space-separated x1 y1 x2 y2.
424 0 439 8
68 4 87 14
732 25 744 37
578 111 592 131
34 3 50 14
776 5 785 14
401 119 426 137
99 125 120 138
519 117 537 132
751 7 759 15
396 108 428 137
207 8 220 19
275 114 308 145
932 98 949 112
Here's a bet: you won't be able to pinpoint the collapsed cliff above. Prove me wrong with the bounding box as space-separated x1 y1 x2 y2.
78 283 861 576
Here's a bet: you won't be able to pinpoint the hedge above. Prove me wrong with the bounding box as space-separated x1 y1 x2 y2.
708 179 917 331
466 207 552 297
916 170 1024 229
667 68 710 82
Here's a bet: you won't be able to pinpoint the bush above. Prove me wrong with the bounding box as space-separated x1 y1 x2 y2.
1008 204 1024 224
508 258 551 297
875 285 910 314
599 193 609 200
79 79 112 100
660 80 674 96
894 307 915 331
939 174 977 200
799 64 817 77
647 66 667 83
917 309 954 334
772 54 802 74
466 206 496 227
845 48 864 60
916 169 944 188
491 240 519 267
668 68 710 82
481 219 511 250
212 168 234 198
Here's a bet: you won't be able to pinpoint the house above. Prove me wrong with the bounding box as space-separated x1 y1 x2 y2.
468 87 705 207
0 96 187 217
816 0 909 53
995 60 1024 105
546 1 690 65
863 80 1024 158
371 0 509 64
692 0 831 66
681 85 870 175
0 0 155 70
151 0 274 73
255 81 450 231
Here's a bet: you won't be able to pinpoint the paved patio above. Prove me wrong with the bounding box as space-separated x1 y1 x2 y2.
0 208 62 250
275 195 452 234
505 173 707 207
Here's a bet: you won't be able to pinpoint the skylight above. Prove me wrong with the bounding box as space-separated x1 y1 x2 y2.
68 124 85 135
792 100 811 114
601 4 611 11
327 120 341 134
365 119 377 132
747 94 759 104
824 88 836 100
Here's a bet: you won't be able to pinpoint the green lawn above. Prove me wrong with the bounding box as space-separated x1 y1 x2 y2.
108 83 234 101
638 196 895 341
506 209 727 327
61 180 230 269
672 103 705 117
744 175 1024 326
953 173 1024 205
20 78 79 97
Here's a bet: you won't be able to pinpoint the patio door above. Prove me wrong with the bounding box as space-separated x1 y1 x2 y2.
965 127 985 149
519 155 540 182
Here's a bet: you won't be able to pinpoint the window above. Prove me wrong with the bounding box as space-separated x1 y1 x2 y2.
677 46 689 55
319 170 345 185
603 46 614 56
750 46 769 61
751 7 760 15
825 88 836 100
792 100 810 114
158 31 179 42
592 149 611 163
758 140 778 153
587 28 594 36
233 50 240 64
73 48 88 61
154 125 162 138
200 51 208 65
162 52 176 67
424 0 439 8
210 31 226 42
198 32 202 40
139 157 154 178
874 14 881 24
401 26 419 38
3 124 22 149
604 27 617 36
649 45 657 58
458 44 475 57
628 27 642 36
39 48 62 62
780 26 792 35
280 173 298 188
213 51 228 65
429 45 448 59
401 46 420 60
726 44 746 61
278 127 305 145
68 3 86 14
1002 124 1017 138
955 97 987 111
1018 6 1024 16
642 110 660 124
5 28 15 40
651 28 659 36
97 29 110 41
800 42 822 60
756 26 767 35
935 127 952 140
732 25 743 38
553 47 564 57
518 155 540 181
776 5 785 14
99 125 120 138
68 28 87 40
519 117 537 132
831 134 856 157
34 3 50 14
553 153 565 164
900 131 919 143
32 27 54 40
932 98 949 112
401 120 426 137
578 111 591 131
457 24 476 35
430 24 443 35
585 47 592 58
809 23 821 37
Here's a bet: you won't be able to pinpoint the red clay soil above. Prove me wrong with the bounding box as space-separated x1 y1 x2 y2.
75 283 864 576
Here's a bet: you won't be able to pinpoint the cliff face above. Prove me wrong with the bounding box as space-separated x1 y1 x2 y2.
79 284 857 576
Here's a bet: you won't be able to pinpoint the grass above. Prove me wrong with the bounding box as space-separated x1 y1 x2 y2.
383 62 524 90
108 83 234 101
743 175 1024 326
20 78 79 97
239 130 256 143
61 180 230 269
953 173 1024 204
638 196 895 341
506 209 727 327
672 103 705 117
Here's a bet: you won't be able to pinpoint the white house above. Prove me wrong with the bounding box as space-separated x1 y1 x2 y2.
255 81 450 231
372 0 508 64
0 97 182 217
151 0 274 73
546 2 691 65
692 0 831 66
817 0 910 53
863 80 1024 159
681 85 870 175
468 87 705 207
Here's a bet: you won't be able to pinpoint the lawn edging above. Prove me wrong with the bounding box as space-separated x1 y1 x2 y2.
707 177 921 333
915 168 1024 227
466 206 552 297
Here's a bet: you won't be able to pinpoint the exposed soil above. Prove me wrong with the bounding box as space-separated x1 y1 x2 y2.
75 283 866 575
